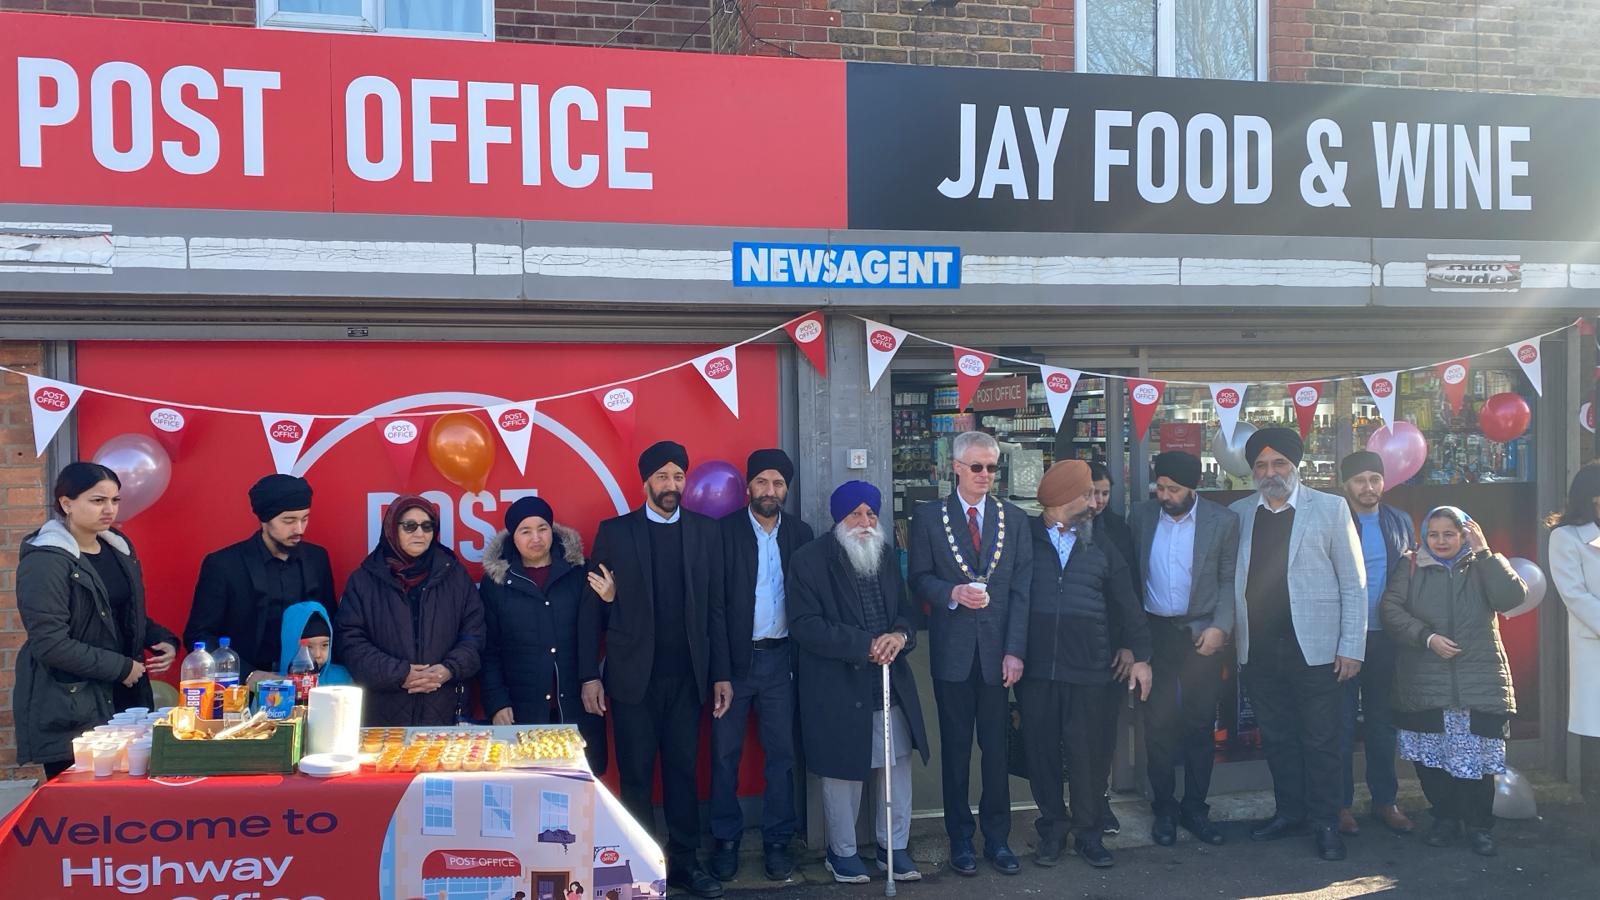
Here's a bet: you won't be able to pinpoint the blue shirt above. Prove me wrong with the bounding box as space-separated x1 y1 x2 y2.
645 505 681 524
750 511 786 640
1047 521 1077 568
1358 511 1387 631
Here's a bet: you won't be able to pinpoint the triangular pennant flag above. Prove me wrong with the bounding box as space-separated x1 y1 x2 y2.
1209 383 1249 442
784 312 828 377
1288 381 1323 440
146 404 190 461
1127 378 1166 442
692 346 740 417
1436 359 1471 414
1507 337 1544 396
259 413 316 475
863 319 907 391
1576 317 1595 337
375 416 424 484
1039 365 1081 431
593 385 638 448
953 347 994 411
25 375 86 457
487 400 539 475
1361 371 1401 425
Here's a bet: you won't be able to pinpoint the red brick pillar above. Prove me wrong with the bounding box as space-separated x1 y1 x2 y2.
0 342 48 782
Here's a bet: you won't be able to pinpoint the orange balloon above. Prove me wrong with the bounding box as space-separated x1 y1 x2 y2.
428 413 496 493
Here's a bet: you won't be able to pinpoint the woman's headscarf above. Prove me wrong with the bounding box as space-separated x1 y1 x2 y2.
1423 505 1473 569
382 495 439 591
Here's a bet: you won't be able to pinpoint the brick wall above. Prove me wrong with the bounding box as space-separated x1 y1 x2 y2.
1271 0 1600 97
0 344 48 782
0 0 253 23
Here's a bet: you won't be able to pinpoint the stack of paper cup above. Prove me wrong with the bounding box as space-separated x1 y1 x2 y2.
306 685 364 757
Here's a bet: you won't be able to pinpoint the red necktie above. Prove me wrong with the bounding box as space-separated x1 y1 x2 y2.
967 506 982 554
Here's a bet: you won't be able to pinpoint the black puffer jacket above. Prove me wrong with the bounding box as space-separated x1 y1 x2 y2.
1380 550 1525 731
13 520 178 765
479 523 606 773
1022 515 1150 684
335 543 485 726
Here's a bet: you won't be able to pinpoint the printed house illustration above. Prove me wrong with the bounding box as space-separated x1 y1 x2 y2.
380 771 601 900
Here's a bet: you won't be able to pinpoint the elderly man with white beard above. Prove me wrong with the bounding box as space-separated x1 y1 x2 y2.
788 481 930 885
1228 427 1367 862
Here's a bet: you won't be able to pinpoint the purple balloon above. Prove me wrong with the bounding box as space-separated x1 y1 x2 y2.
1366 422 1428 484
92 433 172 522
683 460 747 519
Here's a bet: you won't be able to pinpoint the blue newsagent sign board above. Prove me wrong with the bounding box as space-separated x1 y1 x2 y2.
733 242 961 289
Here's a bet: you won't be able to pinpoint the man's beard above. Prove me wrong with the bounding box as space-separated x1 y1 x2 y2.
650 487 682 513
750 495 783 518
1160 491 1198 516
835 519 888 578
1257 469 1301 503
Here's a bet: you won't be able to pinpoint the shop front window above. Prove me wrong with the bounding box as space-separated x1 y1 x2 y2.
420 876 515 900
1148 379 1345 494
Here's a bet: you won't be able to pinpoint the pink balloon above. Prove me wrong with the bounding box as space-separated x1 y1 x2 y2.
92 433 172 522
1366 422 1429 484
682 460 747 519
1504 557 1546 619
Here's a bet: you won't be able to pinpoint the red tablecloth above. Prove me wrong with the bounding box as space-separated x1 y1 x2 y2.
0 767 665 900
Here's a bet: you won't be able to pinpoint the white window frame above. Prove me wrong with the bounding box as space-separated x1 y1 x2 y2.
422 776 455 836
539 790 570 835
1074 0 1269 81
481 782 514 838
257 1 495 41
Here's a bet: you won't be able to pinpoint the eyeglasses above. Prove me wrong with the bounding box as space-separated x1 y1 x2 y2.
398 521 436 534
959 462 1000 474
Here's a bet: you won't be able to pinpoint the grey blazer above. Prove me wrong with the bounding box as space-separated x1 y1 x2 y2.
1128 496 1241 639
908 494 1033 685
1229 485 1367 666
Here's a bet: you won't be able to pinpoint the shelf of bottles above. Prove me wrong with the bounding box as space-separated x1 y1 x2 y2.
1353 366 1533 485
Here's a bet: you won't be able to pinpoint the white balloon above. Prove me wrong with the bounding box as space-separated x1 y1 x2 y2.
1211 421 1259 478
92 433 172 522
1493 766 1538 819
1505 556 1547 619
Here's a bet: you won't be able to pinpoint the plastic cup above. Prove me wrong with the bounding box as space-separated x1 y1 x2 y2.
123 707 150 716
91 742 119 777
126 739 152 777
71 737 94 770
970 581 990 608
92 724 116 736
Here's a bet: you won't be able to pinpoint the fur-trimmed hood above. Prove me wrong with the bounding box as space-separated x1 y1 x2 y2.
24 518 131 558
481 523 585 584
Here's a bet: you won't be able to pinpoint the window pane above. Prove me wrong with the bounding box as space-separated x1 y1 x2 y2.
1086 0 1157 76
277 0 364 14
1175 0 1257 80
385 0 483 33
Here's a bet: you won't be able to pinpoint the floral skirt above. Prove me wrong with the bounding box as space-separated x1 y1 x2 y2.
1397 708 1507 780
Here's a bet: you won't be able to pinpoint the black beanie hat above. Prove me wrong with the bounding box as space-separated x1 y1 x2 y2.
504 495 555 535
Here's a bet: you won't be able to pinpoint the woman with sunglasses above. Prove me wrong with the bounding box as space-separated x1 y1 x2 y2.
336 495 485 725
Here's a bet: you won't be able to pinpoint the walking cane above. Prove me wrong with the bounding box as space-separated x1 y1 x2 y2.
882 661 896 897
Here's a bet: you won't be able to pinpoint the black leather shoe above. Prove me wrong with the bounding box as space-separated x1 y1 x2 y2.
1074 836 1115 868
1100 795 1121 835
709 840 738 882
1035 832 1064 867
762 842 794 881
667 867 725 899
986 843 1021 875
1425 817 1460 847
948 839 978 876
1151 814 1178 846
1315 826 1347 861
1250 816 1310 842
1180 812 1226 846
1467 829 1498 857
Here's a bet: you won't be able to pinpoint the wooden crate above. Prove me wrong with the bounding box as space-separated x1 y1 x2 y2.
150 713 303 776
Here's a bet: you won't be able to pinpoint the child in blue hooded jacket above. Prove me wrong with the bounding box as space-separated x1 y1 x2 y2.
278 600 353 684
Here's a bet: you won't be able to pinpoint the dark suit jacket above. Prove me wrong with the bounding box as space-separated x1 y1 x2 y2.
908 494 1033 685
1128 496 1241 639
183 533 335 675
718 508 815 681
788 534 929 781
578 507 726 706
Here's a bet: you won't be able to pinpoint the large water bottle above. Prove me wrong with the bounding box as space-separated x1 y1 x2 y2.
212 638 241 721
179 642 217 721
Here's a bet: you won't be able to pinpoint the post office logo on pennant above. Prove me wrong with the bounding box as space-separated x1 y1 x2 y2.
1370 377 1395 398
603 387 635 412
1216 388 1242 409
1517 344 1539 364
1442 364 1467 386
33 386 70 412
1046 372 1073 394
150 406 185 433
383 419 418 444
793 318 823 344
957 353 986 377
1132 383 1161 405
269 419 305 443
870 329 898 352
1294 386 1319 407
497 408 530 432
703 356 734 380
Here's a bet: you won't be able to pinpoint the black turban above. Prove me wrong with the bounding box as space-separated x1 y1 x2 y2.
504 495 555 535
746 448 795 483
638 440 689 481
249 474 312 522
1340 451 1385 482
1244 427 1304 467
1152 451 1202 489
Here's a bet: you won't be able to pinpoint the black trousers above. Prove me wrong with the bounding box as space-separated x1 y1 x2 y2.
1145 617 1225 817
1244 634 1343 828
709 645 799 844
612 674 704 872
1414 762 1496 830
933 654 1012 846
1018 679 1111 840
1098 678 1125 805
